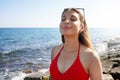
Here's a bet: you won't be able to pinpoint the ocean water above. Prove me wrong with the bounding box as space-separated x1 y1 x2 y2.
0 28 120 80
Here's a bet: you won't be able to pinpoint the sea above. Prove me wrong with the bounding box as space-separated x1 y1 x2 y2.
0 28 120 80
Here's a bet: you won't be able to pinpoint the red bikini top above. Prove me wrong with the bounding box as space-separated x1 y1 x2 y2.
50 45 89 80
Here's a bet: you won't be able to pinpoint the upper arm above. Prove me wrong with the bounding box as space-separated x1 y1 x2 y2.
88 52 103 80
51 46 56 61
51 45 61 61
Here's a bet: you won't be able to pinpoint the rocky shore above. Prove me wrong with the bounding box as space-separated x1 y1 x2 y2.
24 41 120 80
101 45 120 80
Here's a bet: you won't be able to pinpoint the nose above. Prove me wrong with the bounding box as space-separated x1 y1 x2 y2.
64 19 70 24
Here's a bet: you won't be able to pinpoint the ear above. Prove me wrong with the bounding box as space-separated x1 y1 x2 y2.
80 23 84 32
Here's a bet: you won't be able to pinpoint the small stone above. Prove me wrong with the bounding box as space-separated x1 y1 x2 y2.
23 69 32 73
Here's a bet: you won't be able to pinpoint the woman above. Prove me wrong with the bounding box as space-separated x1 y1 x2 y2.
50 8 103 80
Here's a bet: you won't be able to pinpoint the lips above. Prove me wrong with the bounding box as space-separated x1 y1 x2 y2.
63 26 71 30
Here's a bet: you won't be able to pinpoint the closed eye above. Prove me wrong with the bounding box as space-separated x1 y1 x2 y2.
70 18 76 21
70 15 77 21
61 18 66 21
61 15 78 22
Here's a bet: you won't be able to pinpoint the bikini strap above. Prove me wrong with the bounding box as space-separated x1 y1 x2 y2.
78 44 80 56
57 45 64 57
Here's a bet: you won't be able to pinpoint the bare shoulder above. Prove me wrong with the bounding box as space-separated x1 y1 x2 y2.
51 44 63 60
85 47 100 62
81 45 103 79
81 45 100 64
87 49 99 59
84 47 102 70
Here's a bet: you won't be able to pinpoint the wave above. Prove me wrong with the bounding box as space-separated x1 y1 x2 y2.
0 45 51 80
0 37 19 43
0 45 52 69
2 44 53 54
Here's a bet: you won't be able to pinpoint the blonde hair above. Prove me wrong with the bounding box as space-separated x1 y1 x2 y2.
61 8 92 49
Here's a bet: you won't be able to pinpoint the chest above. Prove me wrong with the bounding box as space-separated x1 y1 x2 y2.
57 50 88 74
57 50 78 73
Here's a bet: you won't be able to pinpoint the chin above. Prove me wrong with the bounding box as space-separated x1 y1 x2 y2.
62 33 74 37
60 29 75 36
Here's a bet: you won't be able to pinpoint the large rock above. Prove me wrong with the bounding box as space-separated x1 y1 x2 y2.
101 45 120 80
103 74 113 80
24 69 50 80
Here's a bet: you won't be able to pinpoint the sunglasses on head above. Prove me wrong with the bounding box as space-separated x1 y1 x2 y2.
64 8 85 17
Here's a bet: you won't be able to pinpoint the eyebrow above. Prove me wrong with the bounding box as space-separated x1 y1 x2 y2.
71 15 77 18
62 15 65 17
61 14 78 20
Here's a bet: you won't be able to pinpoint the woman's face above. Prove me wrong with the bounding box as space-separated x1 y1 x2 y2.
60 10 82 36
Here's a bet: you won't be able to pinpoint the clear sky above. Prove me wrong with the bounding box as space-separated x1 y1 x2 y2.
0 0 120 28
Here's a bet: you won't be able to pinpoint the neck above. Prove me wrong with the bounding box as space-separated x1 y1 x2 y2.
63 35 80 51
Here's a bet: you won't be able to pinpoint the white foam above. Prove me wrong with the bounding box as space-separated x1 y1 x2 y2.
11 72 29 80
39 68 49 73
11 68 49 80
93 43 107 54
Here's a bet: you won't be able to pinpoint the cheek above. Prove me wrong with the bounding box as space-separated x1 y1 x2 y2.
59 23 63 33
74 23 81 31
59 23 62 29
59 24 61 28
